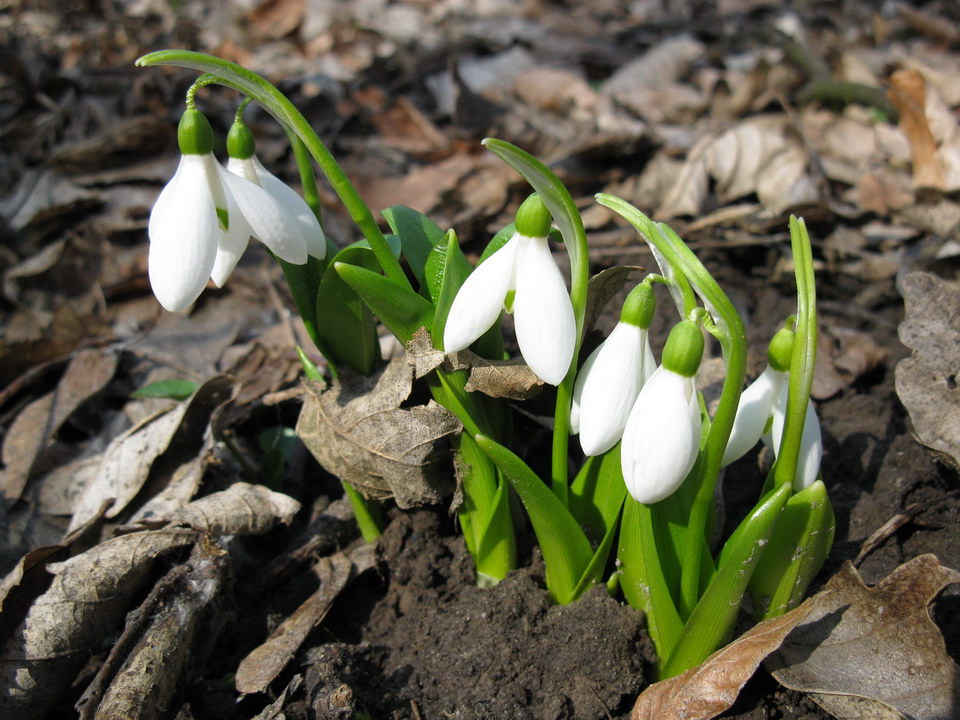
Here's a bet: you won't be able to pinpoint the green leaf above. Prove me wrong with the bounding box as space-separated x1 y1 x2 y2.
569 446 627 543
382 205 445 285
278 256 326 352
618 498 684 671
335 262 435 345
750 480 834 620
571 503 624 600
131 379 200 400
316 244 381 375
475 433 594 604
661 482 791 678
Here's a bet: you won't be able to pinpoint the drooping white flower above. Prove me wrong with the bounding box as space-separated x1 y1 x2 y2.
721 365 785 467
571 282 657 456
620 319 704 504
442 195 575 385
148 110 311 312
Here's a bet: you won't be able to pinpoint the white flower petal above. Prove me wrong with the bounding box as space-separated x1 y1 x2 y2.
573 323 648 456
621 367 701 504
227 156 259 184
513 235 576 385
210 188 252 287
220 166 308 265
770 383 823 490
721 366 784 466
443 233 523 352
147 155 218 312
251 157 327 259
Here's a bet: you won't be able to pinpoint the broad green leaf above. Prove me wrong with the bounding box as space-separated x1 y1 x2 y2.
571 503 624 600
316 244 381 376
382 205 445 285
662 482 791 678
750 480 834 620
278 256 326 351
569 446 627 543
475 433 593 604
335 262 435 345
131 379 200 400
618 498 684 671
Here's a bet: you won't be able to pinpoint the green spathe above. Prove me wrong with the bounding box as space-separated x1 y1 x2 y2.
620 282 656 329
661 320 704 378
227 120 256 159
514 193 553 238
178 108 215 155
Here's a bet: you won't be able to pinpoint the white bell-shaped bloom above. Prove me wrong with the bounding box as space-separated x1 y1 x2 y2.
721 366 785 466
770 383 822 490
443 231 576 385
620 365 702 504
226 155 326 260
570 322 656 456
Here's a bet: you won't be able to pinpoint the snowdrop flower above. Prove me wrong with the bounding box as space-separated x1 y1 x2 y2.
621 319 704 504
721 326 822 490
148 110 310 312
571 282 657 456
443 193 575 385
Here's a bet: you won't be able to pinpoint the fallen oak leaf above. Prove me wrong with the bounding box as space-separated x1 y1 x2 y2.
767 555 960 720
630 600 815 720
297 357 461 508
887 70 945 191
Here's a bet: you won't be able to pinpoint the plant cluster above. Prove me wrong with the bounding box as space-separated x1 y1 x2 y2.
139 50 834 679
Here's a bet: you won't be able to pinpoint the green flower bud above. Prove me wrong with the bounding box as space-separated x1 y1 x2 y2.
177 108 215 156
767 326 796 372
514 193 552 237
620 282 656 329
226 120 256 159
662 320 704 378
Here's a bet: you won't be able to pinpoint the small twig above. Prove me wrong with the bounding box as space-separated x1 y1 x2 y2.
854 502 924 565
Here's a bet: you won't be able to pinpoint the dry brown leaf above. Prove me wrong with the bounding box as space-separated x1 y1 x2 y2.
1 348 119 504
246 0 305 41
603 35 705 94
128 482 301 536
895 272 960 470
583 265 645 336
297 358 461 508
0 529 198 719
768 555 960 720
631 601 815 719
357 153 477 217
67 375 236 534
75 538 229 720
888 69 945 190
235 552 354 695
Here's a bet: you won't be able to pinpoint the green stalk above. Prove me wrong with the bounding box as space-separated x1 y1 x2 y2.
596 196 747 617
136 51 409 290
774 217 817 489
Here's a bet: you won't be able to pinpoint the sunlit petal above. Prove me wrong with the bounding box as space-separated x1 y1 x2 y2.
220 165 308 265
573 323 648 456
251 157 327 259
210 189 252 287
721 366 785 466
621 367 701 504
443 233 522 353
513 235 576 385
147 155 218 312
771 385 822 490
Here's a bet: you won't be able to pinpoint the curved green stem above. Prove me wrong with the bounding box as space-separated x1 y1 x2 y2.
137 50 409 289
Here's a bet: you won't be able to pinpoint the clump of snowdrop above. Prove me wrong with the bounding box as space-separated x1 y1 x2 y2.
148 110 321 312
443 193 576 385
620 318 704 504
571 282 657 456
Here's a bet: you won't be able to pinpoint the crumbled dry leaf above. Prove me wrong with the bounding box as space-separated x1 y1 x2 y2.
603 35 705 94
356 152 477 217
75 538 229 720
235 552 355 695
887 70 945 191
246 0 306 41
1 347 119 504
67 375 236 534
405 328 543 401
768 555 960 720
296 358 461 508
0 529 198 719
895 272 960 470
631 601 814 719
128 482 300 535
